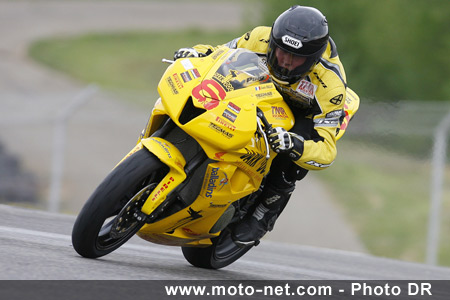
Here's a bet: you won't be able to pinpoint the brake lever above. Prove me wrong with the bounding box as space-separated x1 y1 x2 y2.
256 107 272 132
256 108 272 160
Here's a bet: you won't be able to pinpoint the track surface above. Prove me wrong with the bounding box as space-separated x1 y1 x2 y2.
2 205 450 280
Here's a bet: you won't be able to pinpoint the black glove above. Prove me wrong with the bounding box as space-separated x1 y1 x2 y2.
267 127 304 160
173 48 206 60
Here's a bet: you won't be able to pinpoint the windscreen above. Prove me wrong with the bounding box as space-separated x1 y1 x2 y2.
210 49 272 93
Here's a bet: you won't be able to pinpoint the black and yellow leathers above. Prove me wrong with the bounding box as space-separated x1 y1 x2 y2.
192 26 359 171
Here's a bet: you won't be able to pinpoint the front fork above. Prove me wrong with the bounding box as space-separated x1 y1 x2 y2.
128 108 273 224
119 137 187 222
140 137 188 216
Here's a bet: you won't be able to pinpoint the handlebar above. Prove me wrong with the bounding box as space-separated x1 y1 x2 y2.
162 58 175 64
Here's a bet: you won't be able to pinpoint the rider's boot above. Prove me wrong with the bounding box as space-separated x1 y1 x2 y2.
232 184 295 247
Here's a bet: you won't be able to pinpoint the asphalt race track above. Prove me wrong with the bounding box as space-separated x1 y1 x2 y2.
2 205 450 280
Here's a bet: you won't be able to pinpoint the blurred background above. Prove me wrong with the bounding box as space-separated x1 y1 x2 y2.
1 0 449 267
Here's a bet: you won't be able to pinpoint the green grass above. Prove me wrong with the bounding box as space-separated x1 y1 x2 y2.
319 140 450 265
28 30 241 103
28 30 450 266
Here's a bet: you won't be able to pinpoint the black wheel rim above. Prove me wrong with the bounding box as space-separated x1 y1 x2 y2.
96 217 140 250
95 183 157 251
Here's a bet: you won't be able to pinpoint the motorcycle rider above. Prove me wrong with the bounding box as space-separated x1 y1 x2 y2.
174 5 359 246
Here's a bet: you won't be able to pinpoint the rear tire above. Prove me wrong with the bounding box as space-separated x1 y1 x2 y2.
181 227 253 269
72 149 165 258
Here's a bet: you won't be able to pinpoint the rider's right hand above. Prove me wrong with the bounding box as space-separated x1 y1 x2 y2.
174 48 205 60
267 127 304 161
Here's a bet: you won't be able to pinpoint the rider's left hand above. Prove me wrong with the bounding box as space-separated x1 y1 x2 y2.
174 48 206 60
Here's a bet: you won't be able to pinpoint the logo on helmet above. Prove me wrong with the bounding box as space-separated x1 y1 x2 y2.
281 35 303 49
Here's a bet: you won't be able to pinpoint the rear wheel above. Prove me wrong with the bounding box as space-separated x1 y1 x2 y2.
72 149 166 258
181 227 254 269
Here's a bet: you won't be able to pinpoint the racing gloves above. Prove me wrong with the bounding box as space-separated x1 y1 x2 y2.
267 127 304 161
174 48 206 60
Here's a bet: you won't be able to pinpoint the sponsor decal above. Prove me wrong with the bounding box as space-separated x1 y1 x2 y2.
240 148 267 175
259 57 268 69
151 176 175 201
214 152 226 160
330 94 344 105
170 207 203 230
204 167 228 198
153 139 172 158
172 74 184 89
213 72 235 92
305 160 334 168
227 102 241 114
180 59 194 70
296 80 317 99
209 203 227 208
236 161 264 182
246 74 270 84
277 85 311 105
314 117 339 127
222 109 237 123
271 106 289 119
255 91 273 99
182 227 201 236
282 35 303 49
216 116 236 131
165 77 178 95
326 109 344 119
218 176 228 191
264 195 281 205
180 71 192 83
255 83 274 91
209 122 234 139
211 49 226 60
190 68 200 79
339 104 351 131
192 80 227 110
122 144 143 161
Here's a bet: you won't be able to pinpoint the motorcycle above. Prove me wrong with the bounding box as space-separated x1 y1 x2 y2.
72 47 359 269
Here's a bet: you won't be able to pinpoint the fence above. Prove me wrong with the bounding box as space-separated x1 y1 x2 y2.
339 99 450 266
0 90 449 265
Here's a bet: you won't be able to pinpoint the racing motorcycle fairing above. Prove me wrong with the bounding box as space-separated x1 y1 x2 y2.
132 48 295 246
72 45 360 269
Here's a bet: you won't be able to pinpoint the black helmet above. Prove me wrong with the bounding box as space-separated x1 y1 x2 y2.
267 5 329 85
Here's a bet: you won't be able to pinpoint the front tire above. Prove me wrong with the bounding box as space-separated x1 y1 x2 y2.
72 149 165 258
181 227 254 269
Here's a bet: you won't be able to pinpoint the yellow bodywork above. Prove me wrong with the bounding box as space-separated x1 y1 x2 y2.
117 47 357 247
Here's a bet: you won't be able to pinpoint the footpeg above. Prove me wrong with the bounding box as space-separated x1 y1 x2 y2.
232 239 259 248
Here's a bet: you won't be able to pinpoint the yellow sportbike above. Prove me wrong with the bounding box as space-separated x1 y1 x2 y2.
72 48 358 269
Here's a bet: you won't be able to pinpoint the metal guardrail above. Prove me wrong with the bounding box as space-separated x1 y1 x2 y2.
47 84 98 213
426 110 450 265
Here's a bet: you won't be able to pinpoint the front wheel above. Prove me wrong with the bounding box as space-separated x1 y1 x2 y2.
181 227 254 269
72 149 166 258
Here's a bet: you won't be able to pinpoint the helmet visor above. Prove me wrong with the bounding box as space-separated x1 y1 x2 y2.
267 43 317 84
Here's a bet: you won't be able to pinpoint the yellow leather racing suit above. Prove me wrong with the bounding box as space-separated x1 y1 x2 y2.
192 26 359 172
